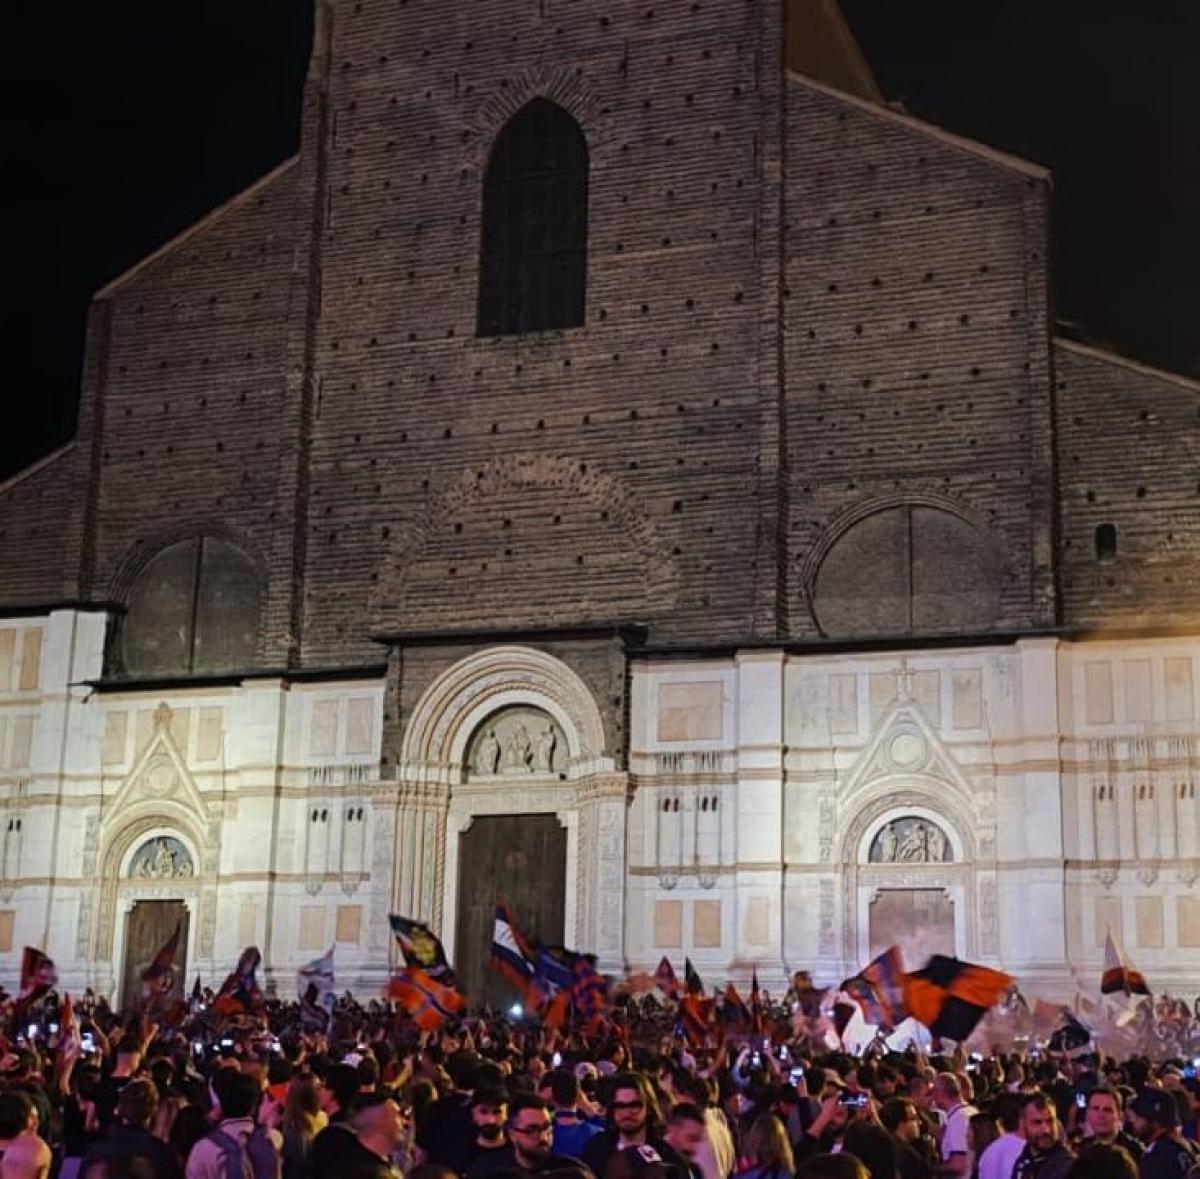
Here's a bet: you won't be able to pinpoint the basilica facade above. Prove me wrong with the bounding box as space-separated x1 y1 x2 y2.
0 0 1197 1006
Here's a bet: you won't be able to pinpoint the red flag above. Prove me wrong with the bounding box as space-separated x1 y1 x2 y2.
214 946 264 1020
389 967 465 1031
679 993 713 1047
654 956 682 999
59 992 81 1062
14 947 56 1020
750 969 766 1036
723 983 751 1033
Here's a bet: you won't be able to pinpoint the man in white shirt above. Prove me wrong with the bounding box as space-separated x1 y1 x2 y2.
931 1073 977 1178
978 1092 1026 1179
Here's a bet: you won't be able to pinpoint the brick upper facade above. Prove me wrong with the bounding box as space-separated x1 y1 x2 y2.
2 0 1196 667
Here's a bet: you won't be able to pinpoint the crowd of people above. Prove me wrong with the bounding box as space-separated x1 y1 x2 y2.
0 988 1197 1179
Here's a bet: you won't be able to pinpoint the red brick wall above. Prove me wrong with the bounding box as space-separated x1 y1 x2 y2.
782 77 1056 638
0 445 77 606
297 0 781 664
1056 340 1200 630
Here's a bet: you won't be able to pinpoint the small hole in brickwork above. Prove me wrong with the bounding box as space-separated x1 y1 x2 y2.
853 325 863 335
537 419 545 430
908 320 918 331
576 555 585 565
443 428 452 439
1136 486 1147 498
959 314 970 325
1095 523 1117 561
923 271 934 283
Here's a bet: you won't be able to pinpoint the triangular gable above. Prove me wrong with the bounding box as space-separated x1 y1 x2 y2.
104 702 209 830
840 681 971 805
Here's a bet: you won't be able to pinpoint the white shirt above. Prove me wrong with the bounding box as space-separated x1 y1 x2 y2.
978 1131 1026 1179
940 1102 978 1166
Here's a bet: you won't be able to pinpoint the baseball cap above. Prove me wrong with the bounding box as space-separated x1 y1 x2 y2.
1130 1089 1180 1127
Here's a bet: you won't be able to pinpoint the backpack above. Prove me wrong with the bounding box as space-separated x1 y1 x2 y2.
208 1125 282 1179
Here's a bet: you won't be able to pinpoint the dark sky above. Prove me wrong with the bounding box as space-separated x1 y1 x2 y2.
6 0 1197 481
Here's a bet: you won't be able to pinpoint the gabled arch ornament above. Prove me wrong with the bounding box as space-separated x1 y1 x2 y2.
81 703 218 996
394 646 627 974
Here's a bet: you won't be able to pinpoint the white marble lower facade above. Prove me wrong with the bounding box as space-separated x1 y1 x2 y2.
0 609 1197 1004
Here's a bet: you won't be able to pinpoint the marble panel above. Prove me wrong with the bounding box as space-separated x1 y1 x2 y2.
1135 896 1164 948
310 700 339 757
951 669 983 730
1165 658 1195 722
693 899 721 947
336 904 362 944
1085 663 1114 725
299 905 326 951
17 628 41 691
197 708 224 762
1095 896 1123 947
345 698 374 755
657 682 722 742
654 900 683 948
1124 660 1152 722
829 674 858 735
103 712 128 766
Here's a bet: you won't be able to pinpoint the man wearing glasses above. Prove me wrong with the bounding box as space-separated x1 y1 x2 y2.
583 1075 685 1179
469 1094 593 1179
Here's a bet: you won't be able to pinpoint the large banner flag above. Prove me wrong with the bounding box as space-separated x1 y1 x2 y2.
14 946 57 1020
679 992 714 1047
489 902 541 1011
298 946 335 1033
654 956 682 999
684 957 705 996
903 954 1012 1042
1100 930 1150 997
838 946 909 1033
571 956 608 1021
214 946 264 1019
389 966 465 1031
390 914 456 985
140 924 185 1023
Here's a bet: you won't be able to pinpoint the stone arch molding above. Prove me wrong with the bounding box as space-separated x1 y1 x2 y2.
400 645 613 785
460 68 613 176
371 454 680 633
841 789 976 869
87 703 218 969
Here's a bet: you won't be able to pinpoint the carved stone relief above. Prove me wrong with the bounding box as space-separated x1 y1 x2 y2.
465 706 568 778
128 836 194 879
869 816 953 864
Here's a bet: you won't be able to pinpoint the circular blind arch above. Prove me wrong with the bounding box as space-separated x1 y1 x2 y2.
811 504 1000 638
121 536 263 676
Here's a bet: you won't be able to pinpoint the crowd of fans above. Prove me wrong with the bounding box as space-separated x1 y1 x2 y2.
0 989 1197 1179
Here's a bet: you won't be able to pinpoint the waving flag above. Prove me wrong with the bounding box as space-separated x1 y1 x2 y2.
839 946 909 1031
684 957 705 996
389 966 465 1031
722 983 751 1032
1100 931 1150 997
750 968 766 1035
390 914 456 985
214 946 264 1019
14 946 57 1021
571 956 608 1019
58 992 81 1062
298 947 335 1033
679 993 713 1047
654 956 682 999
903 954 1012 1042
489 902 541 1010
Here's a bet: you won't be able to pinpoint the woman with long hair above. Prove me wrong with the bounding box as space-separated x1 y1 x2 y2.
733 1113 795 1179
281 1073 326 1179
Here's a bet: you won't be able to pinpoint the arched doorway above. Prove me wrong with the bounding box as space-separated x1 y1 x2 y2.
843 799 973 972
113 831 199 1010
394 646 629 1000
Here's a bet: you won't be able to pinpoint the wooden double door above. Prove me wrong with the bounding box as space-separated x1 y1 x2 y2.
121 899 189 1012
454 814 566 1009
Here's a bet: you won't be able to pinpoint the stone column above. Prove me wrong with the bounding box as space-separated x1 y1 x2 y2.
576 773 630 973
391 782 448 933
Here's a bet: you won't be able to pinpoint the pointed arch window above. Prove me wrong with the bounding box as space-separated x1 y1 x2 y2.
477 98 588 336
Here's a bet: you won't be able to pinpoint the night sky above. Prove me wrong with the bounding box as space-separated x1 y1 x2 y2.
6 0 1197 482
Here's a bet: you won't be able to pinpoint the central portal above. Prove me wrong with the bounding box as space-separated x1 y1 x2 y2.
455 814 567 1007
121 899 189 1012
869 888 954 966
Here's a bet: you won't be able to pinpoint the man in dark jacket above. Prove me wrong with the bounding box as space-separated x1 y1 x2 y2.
1013 1092 1075 1179
1126 1089 1200 1179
